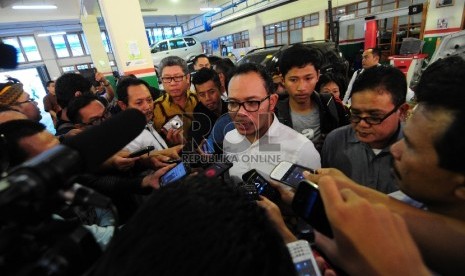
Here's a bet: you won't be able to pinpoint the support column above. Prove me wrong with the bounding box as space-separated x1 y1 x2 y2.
98 0 158 88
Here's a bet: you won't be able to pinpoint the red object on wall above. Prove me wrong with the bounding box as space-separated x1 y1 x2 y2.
365 20 377 49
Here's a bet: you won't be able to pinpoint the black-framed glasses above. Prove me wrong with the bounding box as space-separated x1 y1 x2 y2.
11 98 36 106
349 104 401 125
81 111 110 127
160 75 186 84
225 95 270 112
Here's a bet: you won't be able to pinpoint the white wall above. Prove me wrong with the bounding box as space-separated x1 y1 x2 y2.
424 0 465 31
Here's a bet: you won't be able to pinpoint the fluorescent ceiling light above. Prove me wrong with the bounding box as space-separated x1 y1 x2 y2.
12 5 57 10
38 31 66 37
200 7 221 12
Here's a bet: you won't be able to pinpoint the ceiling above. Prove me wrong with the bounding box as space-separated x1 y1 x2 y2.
0 0 229 36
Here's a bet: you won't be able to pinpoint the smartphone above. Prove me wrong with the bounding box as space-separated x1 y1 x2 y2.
292 180 333 238
128 146 155 158
240 182 259 201
159 162 190 187
287 240 322 276
242 169 280 202
163 115 183 131
203 162 233 178
200 138 215 154
270 161 316 188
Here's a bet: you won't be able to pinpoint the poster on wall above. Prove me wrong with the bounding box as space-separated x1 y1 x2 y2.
437 18 448 29
436 0 454 8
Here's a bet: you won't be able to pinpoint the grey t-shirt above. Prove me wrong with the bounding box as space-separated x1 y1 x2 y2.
291 105 320 144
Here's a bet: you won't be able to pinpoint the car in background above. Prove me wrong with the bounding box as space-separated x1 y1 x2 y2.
150 36 203 67
410 29 465 89
236 40 349 79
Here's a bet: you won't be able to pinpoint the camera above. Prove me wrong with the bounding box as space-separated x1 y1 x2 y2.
163 115 183 131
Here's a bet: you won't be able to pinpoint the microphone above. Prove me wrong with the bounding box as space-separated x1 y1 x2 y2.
0 109 146 220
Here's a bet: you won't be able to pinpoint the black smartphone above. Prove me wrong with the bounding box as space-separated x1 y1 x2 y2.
202 162 233 178
201 138 215 154
240 182 259 201
242 169 280 202
128 146 155 158
270 161 316 188
292 180 333 238
159 162 190 187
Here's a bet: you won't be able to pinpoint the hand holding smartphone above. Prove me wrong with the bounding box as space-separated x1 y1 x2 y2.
292 180 333 238
287 240 322 276
270 161 316 188
159 162 190 187
242 169 280 202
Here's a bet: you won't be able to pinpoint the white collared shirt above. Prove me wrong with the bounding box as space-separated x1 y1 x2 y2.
223 114 321 184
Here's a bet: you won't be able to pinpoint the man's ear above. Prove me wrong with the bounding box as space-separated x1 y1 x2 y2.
398 103 410 122
118 100 127 110
269 93 279 112
74 91 82 97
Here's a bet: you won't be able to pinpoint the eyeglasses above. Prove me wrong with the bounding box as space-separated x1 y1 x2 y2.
81 111 110 127
160 75 186 84
11 98 36 106
349 104 401 125
225 95 270 112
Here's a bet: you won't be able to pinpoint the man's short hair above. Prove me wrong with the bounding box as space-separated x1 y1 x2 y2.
193 54 209 65
191 68 222 90
214 58 235 91
0 119 45 167
368 47 381 58
279 43 323 77
46 80 54 87
116 77 152 105
55 73 93 109
352 65 406 107
416 56 465 174
90 176 295 276
67 94 101 124
231 63 274 96
159 56 189 76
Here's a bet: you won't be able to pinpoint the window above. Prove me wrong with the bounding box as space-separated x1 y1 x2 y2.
263 13 318 46
146 26 184 46
170 39 186 49
67 34 85 56
2 36 41 63
101 31 112 53
51 32 90 58
185 37 196 46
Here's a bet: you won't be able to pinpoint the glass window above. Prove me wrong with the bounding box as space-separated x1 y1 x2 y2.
174 26 183 37
163 27 174 39
67 34 84 56
76 64 89 70
51 35 70 58
185 37 196 46
19 36 41 61
81 33 90 55
62 66 75 72
158 41 168 51
153 28 163 42
146 29 153 45
100 32 111 53
3 37 25 63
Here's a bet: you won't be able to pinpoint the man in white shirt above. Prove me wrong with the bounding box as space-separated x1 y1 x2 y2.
223 63 320 184
343 47 380 105
117 77 181 164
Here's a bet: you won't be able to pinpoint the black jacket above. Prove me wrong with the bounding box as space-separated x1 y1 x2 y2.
275 92 349 152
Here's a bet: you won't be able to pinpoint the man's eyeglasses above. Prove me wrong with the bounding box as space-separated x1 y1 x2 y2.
225 95 270 112
349 104 401 125
81 112 110 127
160 75 186 84
12 97 37 106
